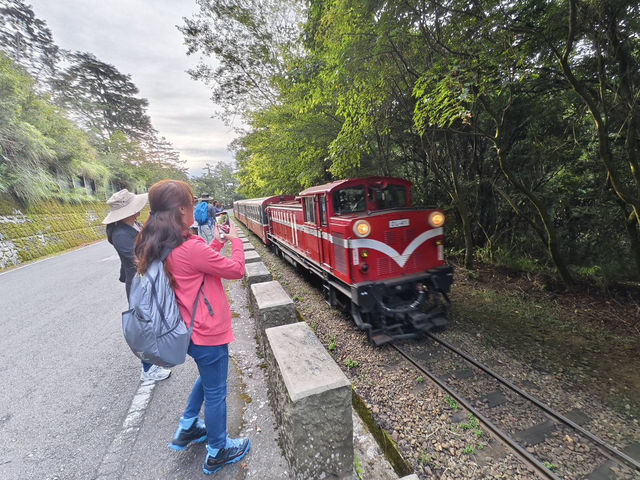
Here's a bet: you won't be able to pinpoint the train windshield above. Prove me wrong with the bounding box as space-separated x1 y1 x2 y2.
369 184 407 210
333 186 366 214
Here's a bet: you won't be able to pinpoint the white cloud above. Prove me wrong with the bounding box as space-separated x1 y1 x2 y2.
28 0 235 176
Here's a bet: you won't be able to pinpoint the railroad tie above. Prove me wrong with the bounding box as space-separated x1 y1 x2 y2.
514 419 556 446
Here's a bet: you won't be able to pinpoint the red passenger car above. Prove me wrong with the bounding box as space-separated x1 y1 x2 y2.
233 195 294 244
236 177 453 344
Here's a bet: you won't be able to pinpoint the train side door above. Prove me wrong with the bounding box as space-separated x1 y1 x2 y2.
302 195 321 264
319 195 332 268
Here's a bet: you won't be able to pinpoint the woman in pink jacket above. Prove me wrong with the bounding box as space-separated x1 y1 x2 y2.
134 180 249 475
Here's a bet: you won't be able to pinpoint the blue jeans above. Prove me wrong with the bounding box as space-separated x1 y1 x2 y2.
183 342 229 449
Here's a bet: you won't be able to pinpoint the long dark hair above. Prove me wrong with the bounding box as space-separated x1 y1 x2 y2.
135 180 193 275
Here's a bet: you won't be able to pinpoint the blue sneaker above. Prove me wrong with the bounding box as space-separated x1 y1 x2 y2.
202 437 251 475
168 418 207 451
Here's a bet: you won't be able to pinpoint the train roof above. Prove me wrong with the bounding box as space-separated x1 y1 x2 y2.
268 200 302 209
298 177 412 196
234 195 293 206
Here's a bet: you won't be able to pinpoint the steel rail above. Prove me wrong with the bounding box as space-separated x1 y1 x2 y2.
426 332 640 473
392 344 562 480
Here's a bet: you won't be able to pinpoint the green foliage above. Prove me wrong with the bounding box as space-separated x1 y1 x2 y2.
190 161 239 206
0 48 185 206
354 454 364 480
344 358 359 369
462 444 476 455
445 394 459 411
1 4 186 205
459 414 483 438
183 0 640 285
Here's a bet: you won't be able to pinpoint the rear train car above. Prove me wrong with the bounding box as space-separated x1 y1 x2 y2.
233 196 294 244
265 177 453 345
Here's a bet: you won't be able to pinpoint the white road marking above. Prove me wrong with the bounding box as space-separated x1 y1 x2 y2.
94 379 157 479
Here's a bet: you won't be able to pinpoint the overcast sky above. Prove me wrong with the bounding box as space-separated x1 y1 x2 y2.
28 0 236 177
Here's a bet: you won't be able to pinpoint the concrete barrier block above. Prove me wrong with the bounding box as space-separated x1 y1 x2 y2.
244 262 272 288
244 250 261 263
250 281 296 339
266 323 353 480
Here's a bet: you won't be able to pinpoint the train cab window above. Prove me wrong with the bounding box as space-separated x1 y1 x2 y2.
319 196 327 226
333 186 366 215
369 184 407 210
304 197 317 223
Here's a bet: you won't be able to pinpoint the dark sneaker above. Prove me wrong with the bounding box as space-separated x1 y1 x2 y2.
168 419 207 451
202 437 251 475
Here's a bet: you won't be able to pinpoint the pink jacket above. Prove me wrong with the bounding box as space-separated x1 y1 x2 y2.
167 235 245 346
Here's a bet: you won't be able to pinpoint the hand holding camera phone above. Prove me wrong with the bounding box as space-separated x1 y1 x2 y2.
215 212 232 241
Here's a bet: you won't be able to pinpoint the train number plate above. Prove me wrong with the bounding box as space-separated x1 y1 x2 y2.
389 219 409 228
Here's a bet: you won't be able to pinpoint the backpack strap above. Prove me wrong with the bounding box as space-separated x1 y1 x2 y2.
160 246 173 262
187 285 201 332
187 278 212 331
149 270 172 333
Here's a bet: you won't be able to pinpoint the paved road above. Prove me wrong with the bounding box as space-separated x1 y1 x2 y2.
0 242 220 480
0 241 144 479
0 240 287 480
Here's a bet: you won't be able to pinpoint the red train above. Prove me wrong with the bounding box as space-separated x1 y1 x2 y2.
233 177 453 345
233 195 295 244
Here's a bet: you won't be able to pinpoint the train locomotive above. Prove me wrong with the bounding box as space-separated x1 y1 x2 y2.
233 177 453 345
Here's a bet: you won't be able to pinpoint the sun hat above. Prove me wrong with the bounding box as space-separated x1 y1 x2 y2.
102 189 149 224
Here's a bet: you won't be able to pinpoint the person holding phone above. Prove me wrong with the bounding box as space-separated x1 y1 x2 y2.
134 180 250 475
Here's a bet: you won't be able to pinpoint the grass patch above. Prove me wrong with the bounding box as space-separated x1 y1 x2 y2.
444 394 459 411
451 269 640 414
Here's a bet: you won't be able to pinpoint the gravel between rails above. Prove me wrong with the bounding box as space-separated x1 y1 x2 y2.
242 229 640 480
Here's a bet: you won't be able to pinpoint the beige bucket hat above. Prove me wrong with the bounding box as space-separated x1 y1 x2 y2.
102 189 149 224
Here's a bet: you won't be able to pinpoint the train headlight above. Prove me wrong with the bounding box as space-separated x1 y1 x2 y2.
353 220 371 238
428 211 445 228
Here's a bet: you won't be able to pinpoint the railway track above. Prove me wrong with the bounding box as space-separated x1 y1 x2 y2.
393 335 640 479
238 221 640 479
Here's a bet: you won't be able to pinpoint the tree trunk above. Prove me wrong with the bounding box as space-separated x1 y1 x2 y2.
459 203 474 269
620 204 640 279
495 146 573 285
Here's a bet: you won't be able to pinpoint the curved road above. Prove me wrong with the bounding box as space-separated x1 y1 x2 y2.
0 241 213 479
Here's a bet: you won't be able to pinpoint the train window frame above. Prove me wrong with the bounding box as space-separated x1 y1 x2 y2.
304 197 317 224
319 195 327 226
370 184 408 210
332 186 366 215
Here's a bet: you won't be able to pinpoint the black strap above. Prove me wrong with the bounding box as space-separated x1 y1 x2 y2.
187 276 215 330
160 246 173 262
187 281 204 332
149 270 172 333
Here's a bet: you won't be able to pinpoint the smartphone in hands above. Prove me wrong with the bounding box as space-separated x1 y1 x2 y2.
216 224 229 241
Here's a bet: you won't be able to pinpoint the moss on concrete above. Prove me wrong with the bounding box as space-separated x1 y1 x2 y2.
351 388 414 477
0 196 149 268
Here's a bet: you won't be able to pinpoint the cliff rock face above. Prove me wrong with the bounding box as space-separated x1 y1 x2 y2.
0 197 113 269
